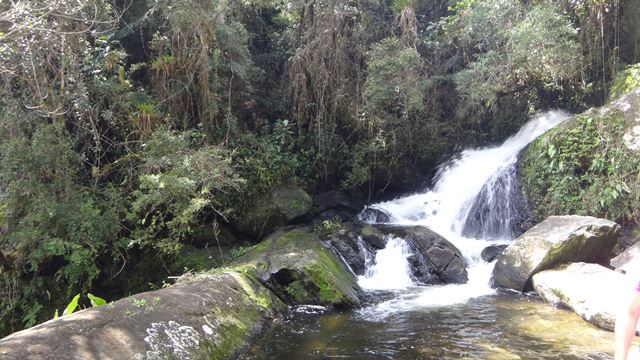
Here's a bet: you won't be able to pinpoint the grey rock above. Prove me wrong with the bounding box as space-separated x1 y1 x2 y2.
611 240 640 272
532 262 626 330
481 245 508 262
492 215 620 292
0 272 286 360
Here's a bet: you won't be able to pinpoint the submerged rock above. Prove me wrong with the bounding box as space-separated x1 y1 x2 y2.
376 225 468 284
532 262 628 330
0 271 286 360
233 185 312 239
492 215 620 292
481 245 508 262
232 227 361 308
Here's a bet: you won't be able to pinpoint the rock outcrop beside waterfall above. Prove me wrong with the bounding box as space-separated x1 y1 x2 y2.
492 215 620 292
0 226 360 359
232 227 361 307
519 88 640 226
376 225 468 284
232 184 312 238
532 262 628 330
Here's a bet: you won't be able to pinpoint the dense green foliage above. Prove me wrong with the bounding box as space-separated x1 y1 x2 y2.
522 109 640 224
0 0 639 334
610 64 640 100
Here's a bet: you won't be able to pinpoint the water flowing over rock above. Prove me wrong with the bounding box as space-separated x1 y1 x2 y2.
492 215 620 292
532 262 627 330
461 162 530 240
358 207 393 223
376 225 468 284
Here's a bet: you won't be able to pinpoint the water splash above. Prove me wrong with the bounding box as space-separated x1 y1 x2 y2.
358 236 414 291
357 111 570 316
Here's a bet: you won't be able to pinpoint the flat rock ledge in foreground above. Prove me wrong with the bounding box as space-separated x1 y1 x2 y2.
0 271 286 360
532 262 628 330
0 226 361 360
492 215 620 292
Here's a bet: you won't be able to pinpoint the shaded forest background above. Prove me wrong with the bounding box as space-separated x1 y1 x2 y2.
0 0 639 334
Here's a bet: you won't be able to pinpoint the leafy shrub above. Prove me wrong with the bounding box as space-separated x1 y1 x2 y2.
610 63 640 100
0 123 120 330
127 129 242 257
521 111 640 224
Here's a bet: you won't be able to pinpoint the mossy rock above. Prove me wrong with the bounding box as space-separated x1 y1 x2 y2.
519 88 640 224
233 185 312 239
231 227 361 308
0 271 287 360
610 64 640 101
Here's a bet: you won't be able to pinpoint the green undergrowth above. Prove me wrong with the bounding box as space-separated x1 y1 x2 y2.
521 110 640 224
610 64 640 101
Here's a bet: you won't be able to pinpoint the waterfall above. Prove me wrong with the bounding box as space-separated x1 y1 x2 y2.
357 111 569 316
357 236 414 290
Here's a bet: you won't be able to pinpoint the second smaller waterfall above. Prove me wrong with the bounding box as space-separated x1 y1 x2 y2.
358 236 414 291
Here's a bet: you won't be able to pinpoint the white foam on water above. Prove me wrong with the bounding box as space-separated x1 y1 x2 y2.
356 111 570 317
358 236 414 291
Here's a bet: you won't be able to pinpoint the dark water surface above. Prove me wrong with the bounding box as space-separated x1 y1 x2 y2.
242 293 615 360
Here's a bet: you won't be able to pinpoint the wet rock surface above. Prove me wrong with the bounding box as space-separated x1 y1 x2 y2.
481 245 508 262
359 207 393 223
492 215 620 292
532 262 627 330
375 225 468 284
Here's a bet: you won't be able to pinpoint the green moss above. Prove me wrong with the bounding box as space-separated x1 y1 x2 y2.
196 272 286 360
228 227 359 308
360 225 377 237
521 109 640 224
610 63 640 101
284 280 308 303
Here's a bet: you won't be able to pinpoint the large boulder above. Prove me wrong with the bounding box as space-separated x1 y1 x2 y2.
532 262 629 330
232 227 361 308
376 225 468 284
492 215 620 292
0 271 286 360
233 185 312 239
611 240 640 273
307 190 364 222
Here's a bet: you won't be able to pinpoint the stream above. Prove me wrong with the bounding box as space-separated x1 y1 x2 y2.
243 111 617 359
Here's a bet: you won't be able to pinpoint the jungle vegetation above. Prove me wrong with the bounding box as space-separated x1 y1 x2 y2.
0 0 638 334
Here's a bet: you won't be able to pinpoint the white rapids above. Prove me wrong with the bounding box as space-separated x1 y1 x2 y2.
356 111 570 320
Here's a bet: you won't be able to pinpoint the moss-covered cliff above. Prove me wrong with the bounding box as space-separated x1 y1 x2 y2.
520 84 640 225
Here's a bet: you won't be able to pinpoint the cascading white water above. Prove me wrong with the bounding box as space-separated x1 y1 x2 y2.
358 236 414 290
357 111 570 319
